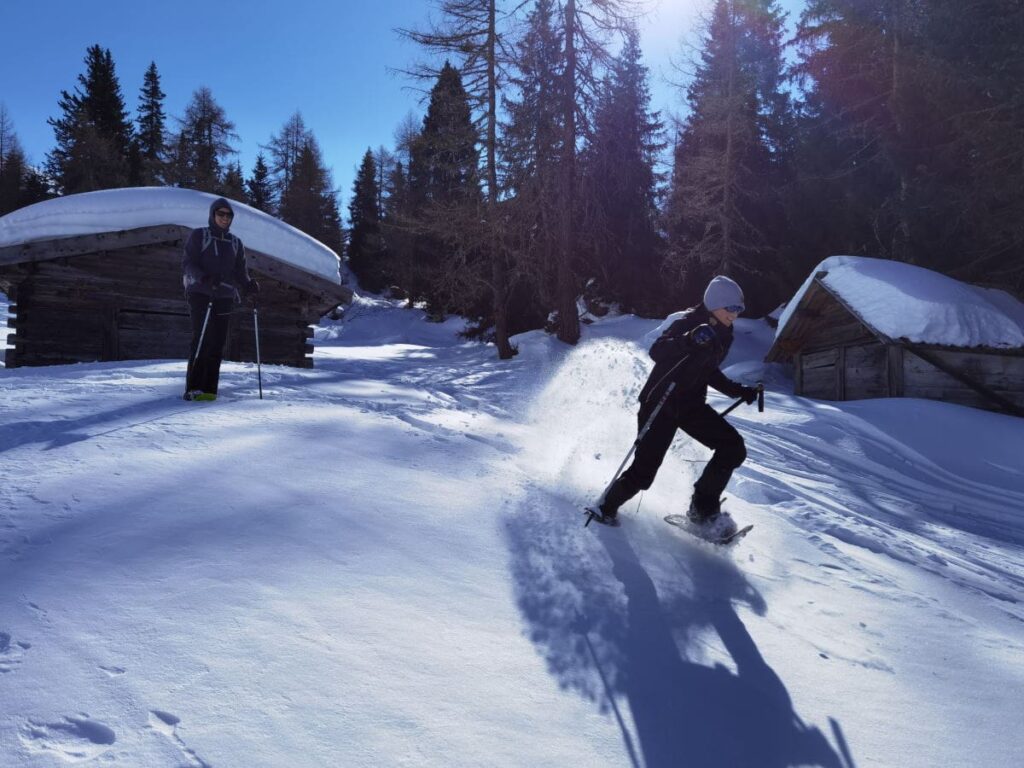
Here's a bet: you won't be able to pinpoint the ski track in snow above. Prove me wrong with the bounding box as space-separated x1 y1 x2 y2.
735 400 1024 616
1 295 1022 766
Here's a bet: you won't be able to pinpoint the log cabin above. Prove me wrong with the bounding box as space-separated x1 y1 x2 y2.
765 256 1024 417
0 187 351 369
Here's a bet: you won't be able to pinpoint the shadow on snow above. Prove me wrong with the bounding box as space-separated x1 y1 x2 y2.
506 494 856 768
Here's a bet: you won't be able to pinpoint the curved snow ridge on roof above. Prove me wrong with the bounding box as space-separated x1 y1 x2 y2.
776 255 1024 349
0 187 342 285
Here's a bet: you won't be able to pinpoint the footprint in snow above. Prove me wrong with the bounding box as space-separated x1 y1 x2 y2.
19 715 116 762
148 710 210 767
0 631 29 673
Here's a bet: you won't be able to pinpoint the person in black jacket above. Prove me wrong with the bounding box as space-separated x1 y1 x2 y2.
594 275 759 537
181 197 259 401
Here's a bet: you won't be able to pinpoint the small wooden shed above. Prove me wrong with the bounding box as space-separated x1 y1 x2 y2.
0 188 351 369
765 256 1024 417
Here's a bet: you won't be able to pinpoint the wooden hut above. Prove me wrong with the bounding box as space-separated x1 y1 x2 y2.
0 188 351 368
765 256 1024 417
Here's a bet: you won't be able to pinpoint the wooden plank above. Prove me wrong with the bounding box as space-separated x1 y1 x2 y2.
887 345 903 397
802 361 837 399
766 280 878 362
803 348 838 369
837 346 846 400
904 347 1024 415
0 225 191 267
844 343 888 399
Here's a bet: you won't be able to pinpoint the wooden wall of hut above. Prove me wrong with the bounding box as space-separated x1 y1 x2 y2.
902 347 1024 411
2 240 323 368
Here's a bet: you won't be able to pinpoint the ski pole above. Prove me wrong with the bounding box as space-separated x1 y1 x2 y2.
585 380 677 527
584 351 696 528
188 299 214 374
253 301 263 400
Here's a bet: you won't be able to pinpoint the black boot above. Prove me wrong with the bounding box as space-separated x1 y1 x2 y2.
597 477 640 525
686 488 721 523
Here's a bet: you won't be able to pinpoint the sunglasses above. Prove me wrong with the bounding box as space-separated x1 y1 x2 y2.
215 210 233 219
724 304 744 313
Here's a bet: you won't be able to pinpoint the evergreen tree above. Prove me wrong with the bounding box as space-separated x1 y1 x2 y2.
0 106 27 214
501 0 565 330
246 153 274 212
407 62 484 318
279 137 343 254
0 144 29 216
220 160 246 201
922 0 1024 290
381 158 416 299
266 112 313 208
169 86 238 193
664 0 793 314
0 105 50 214
46 44 135 194
136 61 167 185
791 0 1023 292
347 149 387 292
792 0 926 273
400 0 520 355
373 145 395 221
553 0 642 344
581 25 665 314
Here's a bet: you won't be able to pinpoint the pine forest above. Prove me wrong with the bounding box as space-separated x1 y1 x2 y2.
1 1 1021 359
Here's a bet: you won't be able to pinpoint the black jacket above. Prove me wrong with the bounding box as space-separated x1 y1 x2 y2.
182 198 251 301
638 305 745 413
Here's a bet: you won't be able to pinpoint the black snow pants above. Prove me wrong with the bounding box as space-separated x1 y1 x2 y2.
186 294 234 395
608 399 747 513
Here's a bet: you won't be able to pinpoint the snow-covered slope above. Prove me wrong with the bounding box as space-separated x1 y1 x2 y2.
1 295 1022 767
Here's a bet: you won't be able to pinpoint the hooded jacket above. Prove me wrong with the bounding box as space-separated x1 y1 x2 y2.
638 305 745 415
182 198 252 301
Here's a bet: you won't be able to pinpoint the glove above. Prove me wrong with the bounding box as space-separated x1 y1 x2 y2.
200 274 221 290
739 385 759 405
245 278 260 295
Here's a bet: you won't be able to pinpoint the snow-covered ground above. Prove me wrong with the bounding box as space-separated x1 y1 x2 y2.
1 293 1022 767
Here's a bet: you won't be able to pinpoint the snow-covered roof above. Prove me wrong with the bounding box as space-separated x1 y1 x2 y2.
776 256 1024 349
0 187 342 285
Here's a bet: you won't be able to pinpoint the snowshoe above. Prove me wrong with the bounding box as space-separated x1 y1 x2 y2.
665 512 752 546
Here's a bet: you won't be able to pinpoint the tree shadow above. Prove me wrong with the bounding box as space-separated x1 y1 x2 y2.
507 495 856 768
0 398 194 454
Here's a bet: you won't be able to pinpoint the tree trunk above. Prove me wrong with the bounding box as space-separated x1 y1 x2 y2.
557 0 581 345
488 0 516 358
721 1 737 275
889 0 912 262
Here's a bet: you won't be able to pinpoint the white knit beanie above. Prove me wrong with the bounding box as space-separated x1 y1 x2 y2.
703 275 745 312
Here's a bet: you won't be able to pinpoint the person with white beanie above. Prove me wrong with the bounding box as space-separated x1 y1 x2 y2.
590 275 759 539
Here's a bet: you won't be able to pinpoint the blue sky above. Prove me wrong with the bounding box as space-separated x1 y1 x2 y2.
0 0 802 207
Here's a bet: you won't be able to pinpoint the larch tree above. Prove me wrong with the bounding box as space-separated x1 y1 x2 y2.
665 0 793 314
168 86 239 194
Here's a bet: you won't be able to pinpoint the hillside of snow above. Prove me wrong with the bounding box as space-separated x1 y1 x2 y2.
1 293 1022 767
